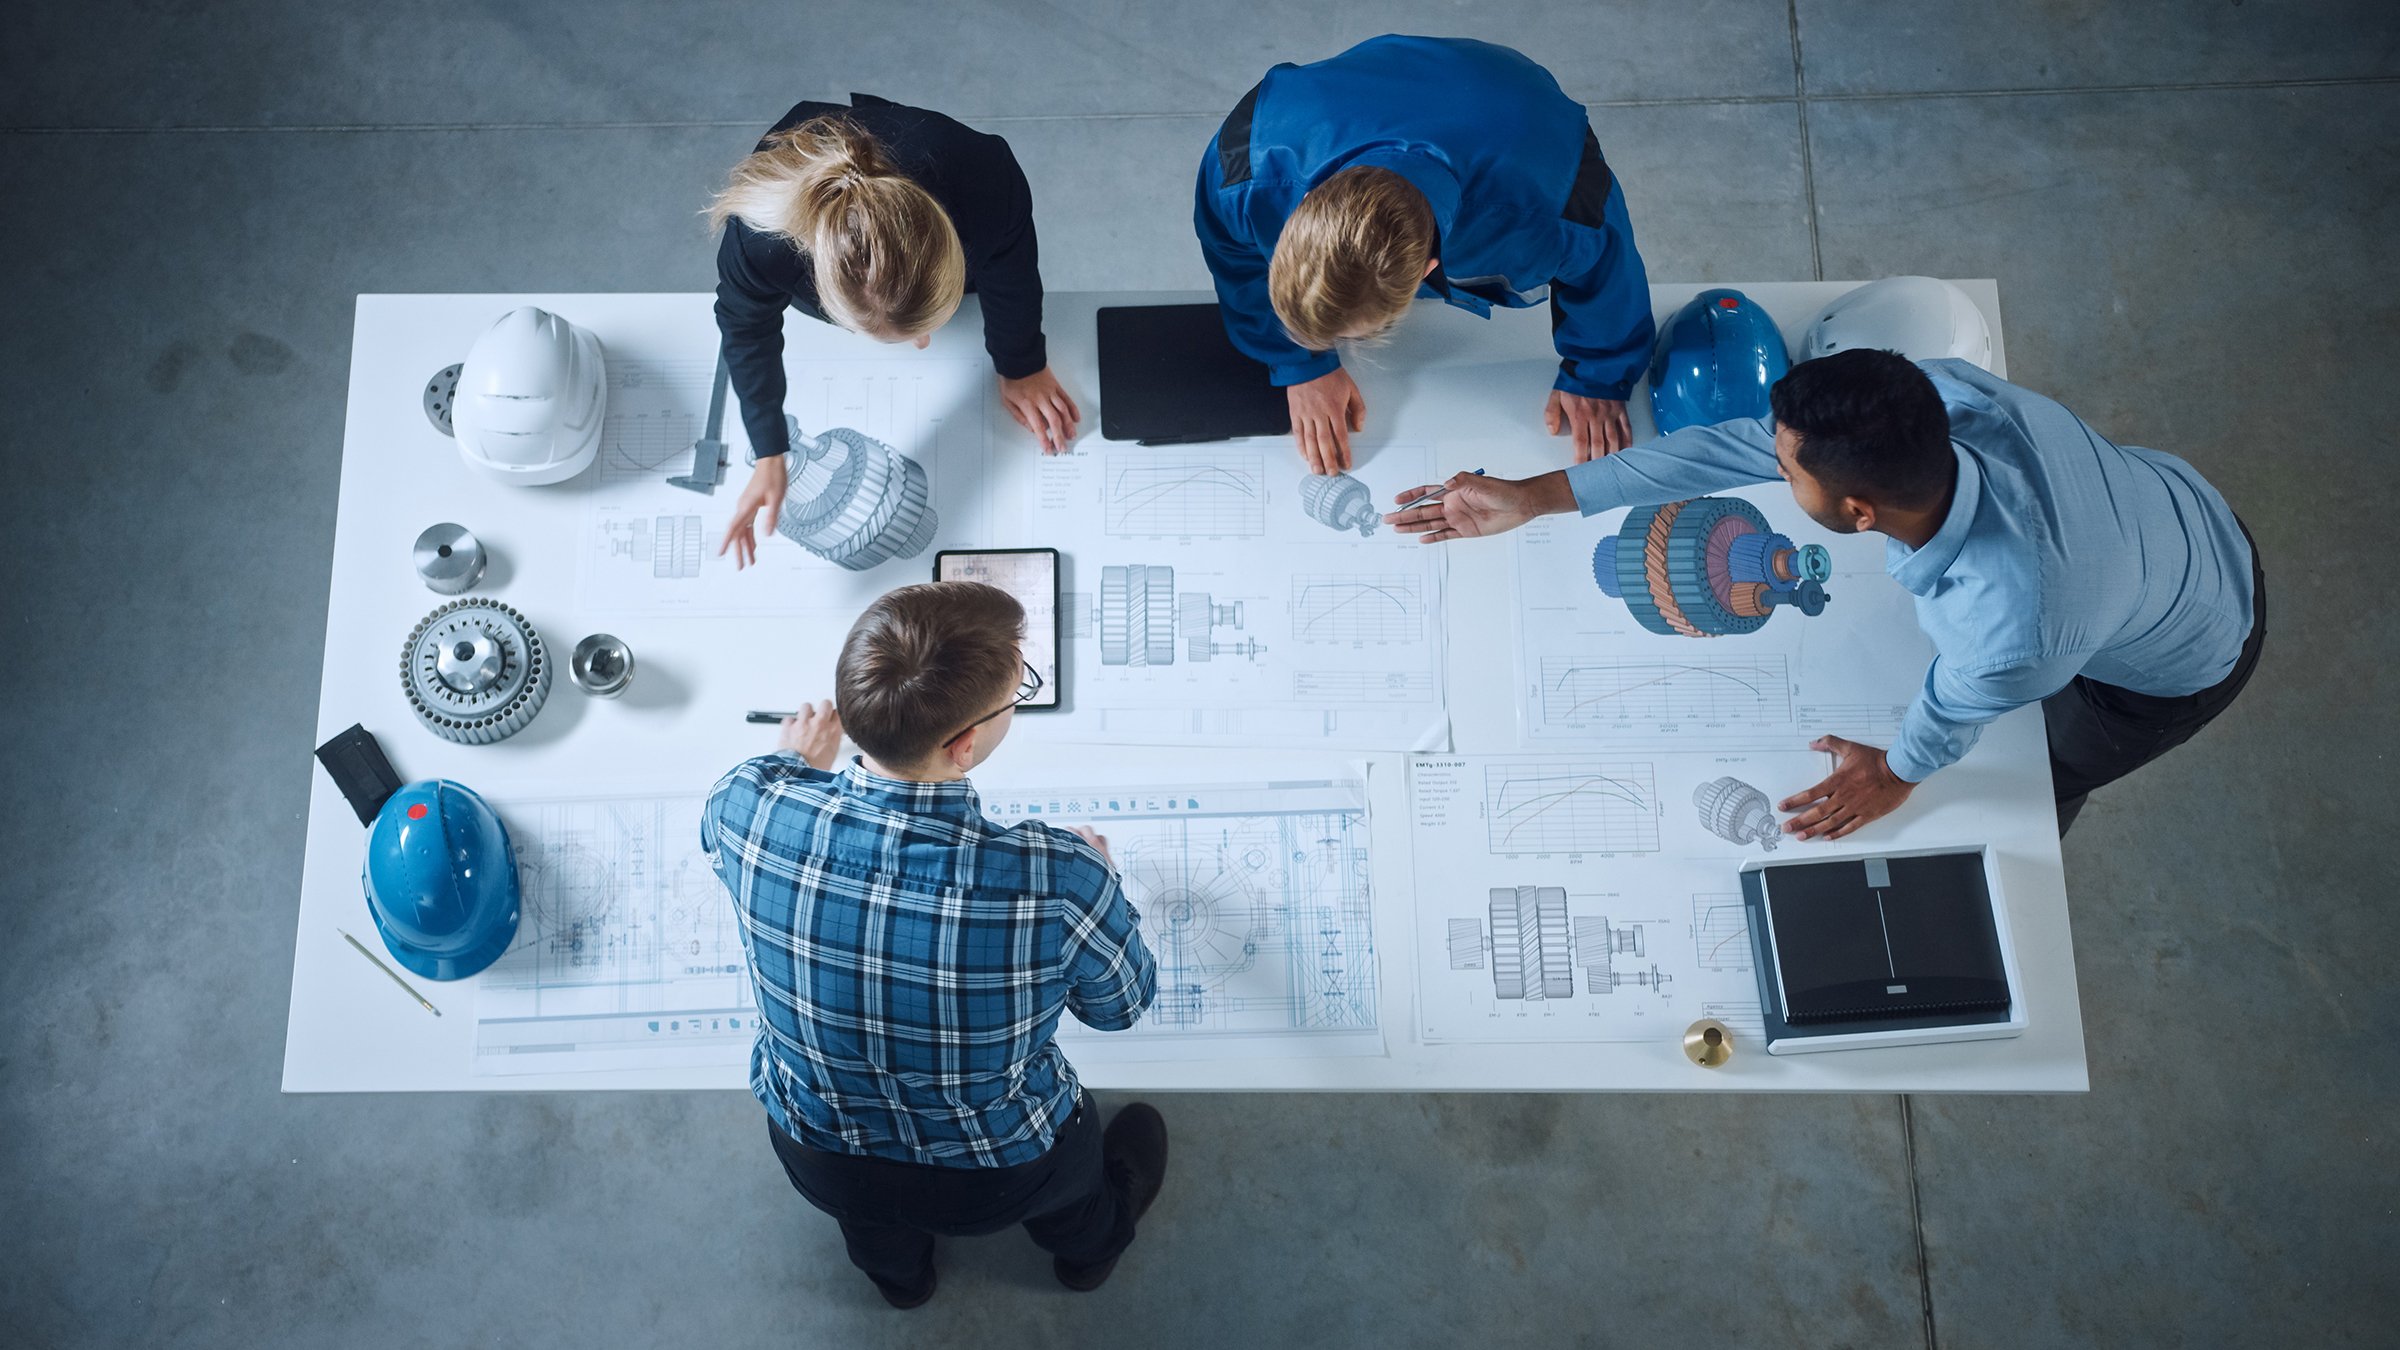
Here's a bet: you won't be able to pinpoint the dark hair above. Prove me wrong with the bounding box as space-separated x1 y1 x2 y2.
835 582 1025 765
1769 349 1954 509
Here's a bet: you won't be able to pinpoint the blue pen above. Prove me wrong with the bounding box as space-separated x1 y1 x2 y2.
1395 469 1486 513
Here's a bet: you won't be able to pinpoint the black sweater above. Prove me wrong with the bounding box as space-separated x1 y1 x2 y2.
713 94 1047 460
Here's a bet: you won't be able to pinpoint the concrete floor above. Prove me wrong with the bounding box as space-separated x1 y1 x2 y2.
3 3 2395 1347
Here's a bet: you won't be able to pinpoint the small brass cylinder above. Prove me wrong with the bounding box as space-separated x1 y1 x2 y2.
1683 1018 1733 1068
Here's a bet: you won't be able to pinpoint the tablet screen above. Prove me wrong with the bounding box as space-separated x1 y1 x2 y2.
933 549 1061 710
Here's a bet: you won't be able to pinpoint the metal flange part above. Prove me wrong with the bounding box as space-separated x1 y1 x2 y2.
400 599 551 744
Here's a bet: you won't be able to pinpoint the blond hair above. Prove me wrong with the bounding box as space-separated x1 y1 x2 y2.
1268 167 1438 353
707 116 965 339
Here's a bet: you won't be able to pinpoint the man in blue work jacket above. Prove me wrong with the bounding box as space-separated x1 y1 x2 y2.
1386 349 2266 838
1196 35 1656 473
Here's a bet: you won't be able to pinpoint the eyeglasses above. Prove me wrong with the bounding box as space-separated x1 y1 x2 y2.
942 661 1043 750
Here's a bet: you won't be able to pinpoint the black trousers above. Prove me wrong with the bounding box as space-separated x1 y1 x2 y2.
766 1093 1134 1297
2042 523 2266 835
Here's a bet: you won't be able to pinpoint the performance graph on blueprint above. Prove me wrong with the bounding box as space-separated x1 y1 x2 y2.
474 793 754 1075
1025 443 1446 748
574 353 989 613
1407 749 1828 1044
978 778 1380 1061
1511 488 1931 748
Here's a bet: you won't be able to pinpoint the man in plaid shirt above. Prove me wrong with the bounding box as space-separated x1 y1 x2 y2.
704 581 1166 1309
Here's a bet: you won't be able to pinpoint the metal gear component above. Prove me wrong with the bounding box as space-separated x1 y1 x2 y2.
569 632 634 698
1591 496 1832 637
1099 565 1180 666
775 421 939 571
1298 472 1379 536
1694 775 1779 850
412 523 486 595
422 363 462 437
400 599 552 744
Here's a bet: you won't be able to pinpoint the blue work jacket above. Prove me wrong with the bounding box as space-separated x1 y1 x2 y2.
1194 35 1654 400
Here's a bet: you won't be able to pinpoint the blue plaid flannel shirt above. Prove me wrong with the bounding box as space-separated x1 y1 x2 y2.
702 754 1156 1167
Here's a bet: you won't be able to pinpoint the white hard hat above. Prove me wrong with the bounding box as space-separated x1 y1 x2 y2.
1799 276 1992 371
450 307 607 485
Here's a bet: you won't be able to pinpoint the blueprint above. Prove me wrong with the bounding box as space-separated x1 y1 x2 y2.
574 353 989 613
1511 487 1932 748
473 793 756 1075
1407 750 1830 1044
977 776 1381 1061
1027 442 1446 749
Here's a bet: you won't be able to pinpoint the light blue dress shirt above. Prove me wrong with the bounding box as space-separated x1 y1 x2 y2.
1563 359 2256 782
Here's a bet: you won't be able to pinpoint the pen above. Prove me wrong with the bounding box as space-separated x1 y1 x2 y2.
1395 468 1486 513
339 928 441 1016
745 710 795 724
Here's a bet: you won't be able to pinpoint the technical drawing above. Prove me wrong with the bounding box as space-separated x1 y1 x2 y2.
1693 894 1751 972
596 356 714 488
1592 496 1831 637
1694 776 1781 851
1448 886 1666 1000
1293 671 1435 703
1292 574 1424 644
774 420 939 570
1106 453 1265 538
982 782 1376 1037
1483 761 1660 854
1297 472 1380 536
474 794 757 1074
1540 654 1791 726
651 515 702 579
1093 565 1260 666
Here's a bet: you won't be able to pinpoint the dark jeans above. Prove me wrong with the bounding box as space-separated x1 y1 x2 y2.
2043 522 2266 835
766 1093 1134 1299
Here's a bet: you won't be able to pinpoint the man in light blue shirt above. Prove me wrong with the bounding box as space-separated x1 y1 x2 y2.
1387 348 2265 836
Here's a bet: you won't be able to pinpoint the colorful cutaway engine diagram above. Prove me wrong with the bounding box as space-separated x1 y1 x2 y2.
1592 497 1832 637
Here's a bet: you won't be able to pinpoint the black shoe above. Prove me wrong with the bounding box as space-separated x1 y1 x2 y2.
873 1267 936 1310
1055 1102 1169 1292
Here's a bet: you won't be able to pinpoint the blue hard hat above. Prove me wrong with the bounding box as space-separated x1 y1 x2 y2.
360 780 521 981
1647 289 1792 435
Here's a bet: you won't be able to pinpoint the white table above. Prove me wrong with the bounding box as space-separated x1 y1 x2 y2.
285 283 2087 1093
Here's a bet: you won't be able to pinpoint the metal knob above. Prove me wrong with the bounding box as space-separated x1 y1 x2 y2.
413 523 486 595
1683 1018 1734 1068
570 633 634 698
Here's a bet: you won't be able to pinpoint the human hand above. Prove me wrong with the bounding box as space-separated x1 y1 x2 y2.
1000 366 1082 454
777 699 844 771
1382 470 1578 543
1778 735 1917 841
718 455 788 570
1066 825 1114 869
1546 391 1632 462
1287 368 1365 475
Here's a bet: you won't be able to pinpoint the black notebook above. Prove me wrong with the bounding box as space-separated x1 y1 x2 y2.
1754 851 2010 1024
1097 303 1293 444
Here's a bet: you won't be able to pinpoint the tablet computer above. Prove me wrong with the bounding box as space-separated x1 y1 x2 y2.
933 548 1061 710
1097 303 1292 444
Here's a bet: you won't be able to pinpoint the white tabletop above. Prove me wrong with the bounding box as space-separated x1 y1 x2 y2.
285 282 2087 1093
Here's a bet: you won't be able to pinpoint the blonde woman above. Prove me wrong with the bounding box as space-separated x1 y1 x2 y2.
1196 37 1655 473
713 94 1079 567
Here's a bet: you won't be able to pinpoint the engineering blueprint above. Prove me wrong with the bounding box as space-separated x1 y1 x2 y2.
977 777 1381 1061
574 352 988 614
1511 488 1932 749
1023 442 1446 749
1407 750 1830 1044
473 793 755 1075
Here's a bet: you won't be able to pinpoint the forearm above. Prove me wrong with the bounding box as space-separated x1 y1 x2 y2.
1563 419 1782 515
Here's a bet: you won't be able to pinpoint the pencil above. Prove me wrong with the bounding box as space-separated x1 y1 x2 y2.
339 929 442 1016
